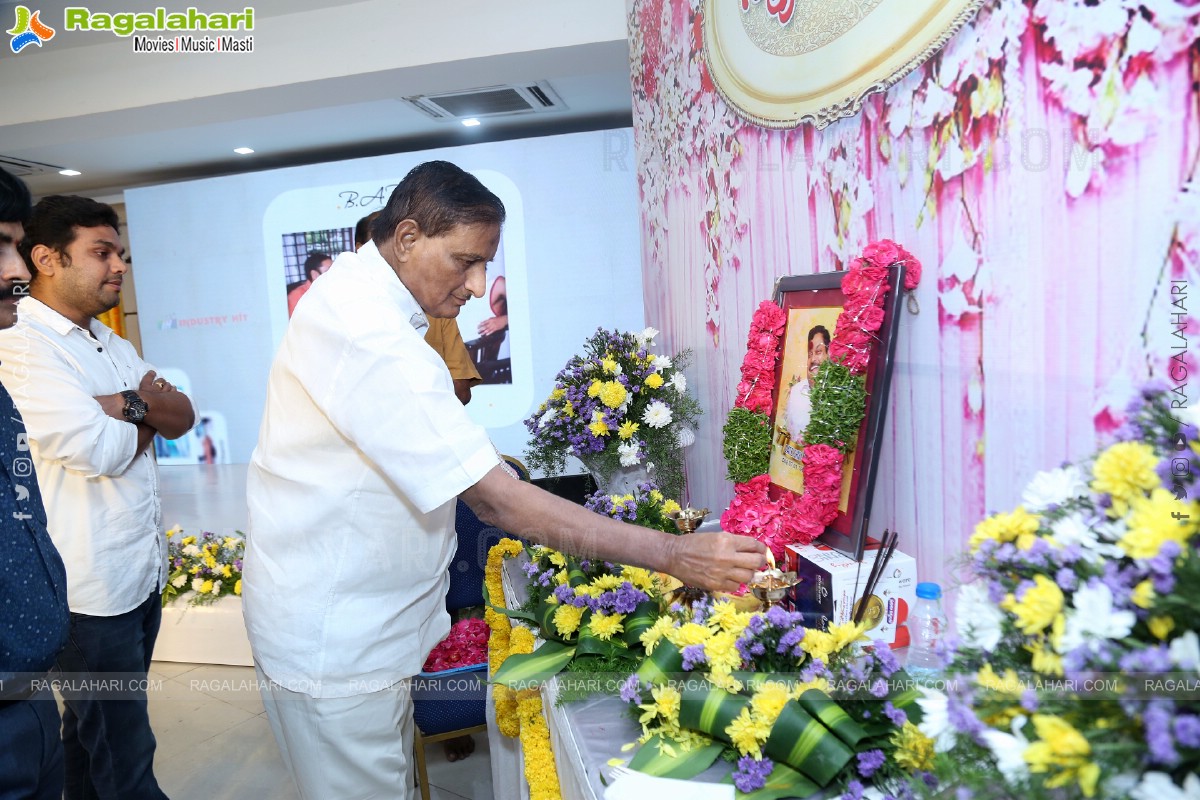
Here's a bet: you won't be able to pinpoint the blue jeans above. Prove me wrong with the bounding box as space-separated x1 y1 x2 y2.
57 590 169 800
0 686 63 800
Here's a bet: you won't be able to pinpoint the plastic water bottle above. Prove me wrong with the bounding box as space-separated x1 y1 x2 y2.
904 582 946 686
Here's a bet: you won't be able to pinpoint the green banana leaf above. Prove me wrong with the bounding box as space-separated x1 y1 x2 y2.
575 627 630 658
796 689 867 748
733 762 821 799
763 699 854 786
628 734 726 779
636 641 684 686
678 683 749 745
491 640 577 688
621 600 660 646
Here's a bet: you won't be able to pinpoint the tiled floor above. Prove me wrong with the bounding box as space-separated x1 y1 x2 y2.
146 662 495 800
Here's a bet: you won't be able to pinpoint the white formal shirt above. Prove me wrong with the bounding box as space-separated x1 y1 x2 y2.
0 297 171 616
244 242 499 698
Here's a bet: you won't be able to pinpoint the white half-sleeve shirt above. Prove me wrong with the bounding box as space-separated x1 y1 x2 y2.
244 242 500 698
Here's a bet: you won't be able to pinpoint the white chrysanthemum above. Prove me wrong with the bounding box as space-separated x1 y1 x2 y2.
670 372 686 393
1060 583 1135 653
171 574 188 589
634 327 659 349
954 583 1005 651
182 544 201 557
651 354 672 371
1130 771 1200 800
617 441 641 467
980 715 1029 784
642 400 673 429
190 577 204 592
1169 630 1200 672
916 687 955 751
1020 465 1088 511
538 407 558 429
1049 512 1123 560
211 580 222 594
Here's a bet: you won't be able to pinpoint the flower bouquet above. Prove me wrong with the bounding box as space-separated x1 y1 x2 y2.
523 327 701 500
162 526 244 607
584 479 684 535
913 384 1200 799
617 596 933 797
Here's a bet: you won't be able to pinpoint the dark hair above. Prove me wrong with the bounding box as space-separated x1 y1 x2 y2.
370 161 505 244
304 251 331 282
0 168 32 226
354 211 381 249
23 195 121 282
807 325 831 349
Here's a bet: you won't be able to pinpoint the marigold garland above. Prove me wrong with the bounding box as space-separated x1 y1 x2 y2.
486 538 525 737
721 241 922 558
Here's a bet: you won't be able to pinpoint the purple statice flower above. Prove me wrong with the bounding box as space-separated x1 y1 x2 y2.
861 709 871 720
956 788 974 800
747 615 765 634
619 674 642 704
843 659 868 684
872 641 901 677
1120 645 1173 674
778 625 806 656
1055 567 1078 591
841 779 865 800
681 644 708 671
537 569 554 587
946 693 986 740
1060 543 1083 564
732 755 773 793
235 559 243 570
883 701 907 727
986 580 1007 604
870 679 890 698
612 583 649 614
1020 689 1040 713
553 585 575 605
521 561 540 577
1173 715 1200 749
1145 699 1180 766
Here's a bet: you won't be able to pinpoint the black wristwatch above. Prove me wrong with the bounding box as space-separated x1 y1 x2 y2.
120 390 149 423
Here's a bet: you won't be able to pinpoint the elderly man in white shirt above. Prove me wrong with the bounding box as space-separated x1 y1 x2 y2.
244 160 767 800
0 194 196 800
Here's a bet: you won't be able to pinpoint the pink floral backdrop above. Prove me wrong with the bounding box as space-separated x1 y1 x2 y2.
627 0 1200 589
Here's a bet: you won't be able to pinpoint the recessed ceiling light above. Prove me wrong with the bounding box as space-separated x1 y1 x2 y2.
58 169 82 176
233 147 255 155
461 118 481 127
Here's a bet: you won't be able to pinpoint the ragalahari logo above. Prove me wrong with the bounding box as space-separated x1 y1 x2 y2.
8 5 56 53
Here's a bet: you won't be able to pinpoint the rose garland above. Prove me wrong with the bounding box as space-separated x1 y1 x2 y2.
721 241 922 558
485 539 564 800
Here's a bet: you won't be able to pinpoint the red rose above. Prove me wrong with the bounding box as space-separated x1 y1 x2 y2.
862 240 901 268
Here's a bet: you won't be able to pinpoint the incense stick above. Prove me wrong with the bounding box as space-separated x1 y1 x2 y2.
854 530 889 624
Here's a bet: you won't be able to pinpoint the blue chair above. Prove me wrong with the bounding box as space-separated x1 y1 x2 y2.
411 455 528 800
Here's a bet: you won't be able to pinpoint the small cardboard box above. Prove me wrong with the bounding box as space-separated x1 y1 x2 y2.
783 541 917 649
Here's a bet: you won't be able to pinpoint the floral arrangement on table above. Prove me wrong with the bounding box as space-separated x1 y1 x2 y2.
161 526 245 607
523 326 701 499
721 240 923 559
584 479 684 535
615 597 934 797
910 384 1200 799
421 618 489 673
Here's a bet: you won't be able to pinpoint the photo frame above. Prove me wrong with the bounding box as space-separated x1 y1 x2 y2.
768 265 905 560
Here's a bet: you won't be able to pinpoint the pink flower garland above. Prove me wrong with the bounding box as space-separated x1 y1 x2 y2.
423 617 490 673
722 241 922 559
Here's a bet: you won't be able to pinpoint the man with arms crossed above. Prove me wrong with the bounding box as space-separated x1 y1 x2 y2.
245 161 766 799
0 195 196 799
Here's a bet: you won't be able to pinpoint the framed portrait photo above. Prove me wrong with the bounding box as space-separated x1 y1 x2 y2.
768 265 905 560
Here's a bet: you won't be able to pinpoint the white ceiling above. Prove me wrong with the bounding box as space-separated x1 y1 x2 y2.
0 0 635 198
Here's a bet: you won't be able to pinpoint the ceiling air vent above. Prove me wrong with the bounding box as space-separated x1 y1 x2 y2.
403 82 566 121
0 155 63 177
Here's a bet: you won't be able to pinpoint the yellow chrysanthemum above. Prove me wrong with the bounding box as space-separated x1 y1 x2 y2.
1001 575 1064 635
891 722 935 772
620 566 656 593
204 555 217 569
188 565 201 575
1091 441 1160 518
788 677 830 699
800 629 836 664
1148 615 1175 640
550 388 566 401
1120 488 1200 558
827 620 868 654
554 569 568 586
641 616 675 653
598 381 628 409
552 604 584 637
662 499 682 516
563 400 575 418
707 600 751 633
165 526 182 538
587 380 603 398
199 579 214 594
588 612 625 641
705 630 742 675
221 564 233 578
749 681 791 726
617 420 640 440
1023 715 1100 797
977 663 1023 697
181 535 196 546
726 706 770 759
1026 635 1064 677
644 372 664 390
642 685 681 725
601 356 618 374
547 551 567 568
589 411 610 437
667 622 712 648
1132 580 1156 610
969 507 1041 552
234 579 242 595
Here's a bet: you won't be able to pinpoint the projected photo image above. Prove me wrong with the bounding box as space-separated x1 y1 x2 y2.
281 227 354 317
